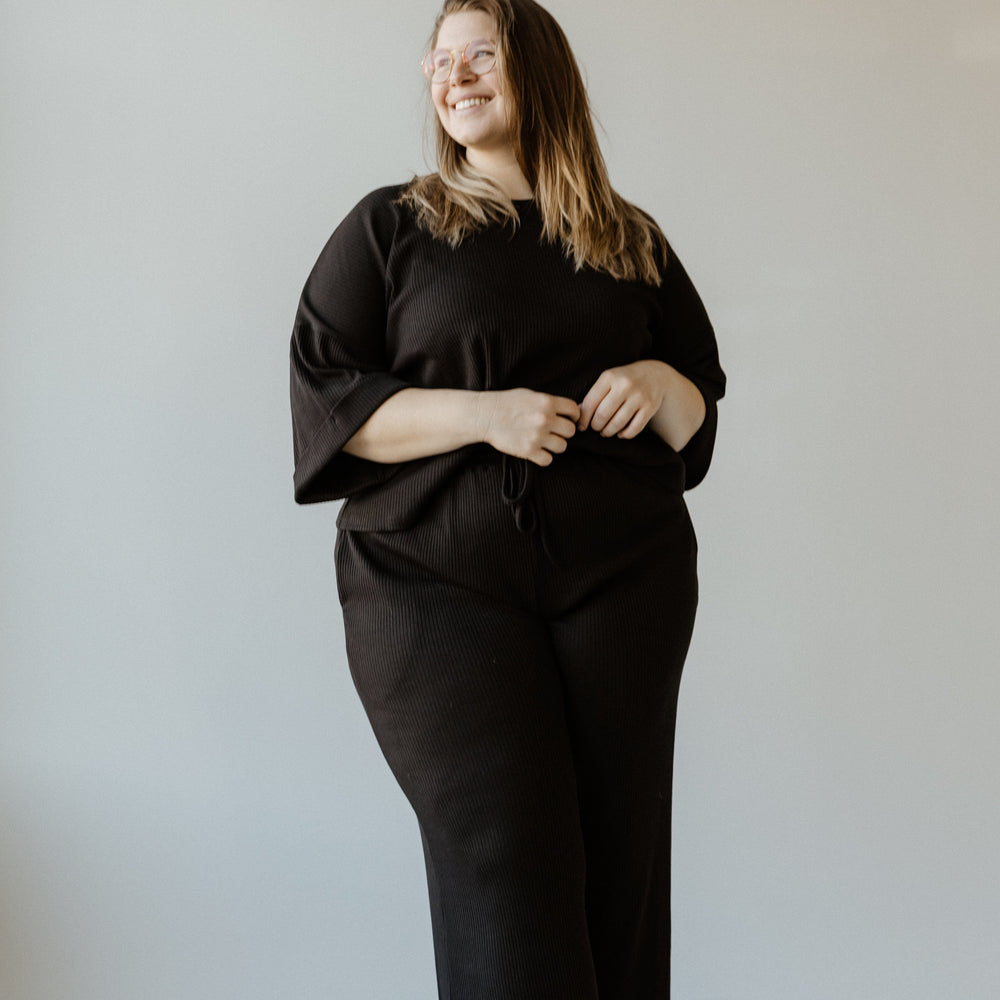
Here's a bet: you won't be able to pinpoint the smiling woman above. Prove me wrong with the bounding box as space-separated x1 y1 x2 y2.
289 1 725 998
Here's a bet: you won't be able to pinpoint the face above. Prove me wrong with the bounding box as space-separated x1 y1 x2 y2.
429 10 514 160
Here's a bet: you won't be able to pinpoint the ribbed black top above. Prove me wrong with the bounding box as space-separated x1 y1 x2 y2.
290 185 725 530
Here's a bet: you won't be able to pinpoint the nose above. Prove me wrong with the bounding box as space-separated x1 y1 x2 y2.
448 54 476 85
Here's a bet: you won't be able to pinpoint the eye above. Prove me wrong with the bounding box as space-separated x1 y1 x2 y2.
465 40 497 73
428 50 451 71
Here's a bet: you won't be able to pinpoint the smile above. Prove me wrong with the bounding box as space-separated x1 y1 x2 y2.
453 97 492 111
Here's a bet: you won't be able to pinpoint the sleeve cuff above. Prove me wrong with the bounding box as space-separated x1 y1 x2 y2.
293 374 409 504
679 378 719 491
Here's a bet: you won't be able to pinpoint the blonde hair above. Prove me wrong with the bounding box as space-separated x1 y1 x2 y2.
398 0 669 285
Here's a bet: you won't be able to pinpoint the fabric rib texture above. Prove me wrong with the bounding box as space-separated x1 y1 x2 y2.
289 185 725 528
335 456 698 1000
289 184 725 999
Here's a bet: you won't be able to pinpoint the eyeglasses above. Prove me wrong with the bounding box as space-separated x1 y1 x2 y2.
422 39 497 83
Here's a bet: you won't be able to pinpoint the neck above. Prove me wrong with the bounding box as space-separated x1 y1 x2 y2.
466 146 533 199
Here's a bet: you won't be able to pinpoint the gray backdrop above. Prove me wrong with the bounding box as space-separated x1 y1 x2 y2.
3 1 998 998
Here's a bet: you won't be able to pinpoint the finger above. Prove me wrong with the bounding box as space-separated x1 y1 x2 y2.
551 395 581 422
552 415 577 440
591 389 626 434
545 433 569 455
617 408 651 439
601 408 632 437
600 401 637 438
529 448 554 467
577 380 611 431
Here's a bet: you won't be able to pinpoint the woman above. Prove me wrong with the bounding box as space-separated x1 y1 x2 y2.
289 1 725 997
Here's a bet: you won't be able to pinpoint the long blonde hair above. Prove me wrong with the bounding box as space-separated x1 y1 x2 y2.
398 0 669 285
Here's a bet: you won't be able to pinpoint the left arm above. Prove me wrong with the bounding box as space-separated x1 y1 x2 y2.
578 241 725 488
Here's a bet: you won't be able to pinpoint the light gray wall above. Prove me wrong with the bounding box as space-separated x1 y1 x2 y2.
2 1 998 998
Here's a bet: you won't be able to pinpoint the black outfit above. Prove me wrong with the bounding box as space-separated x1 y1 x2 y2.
290 185 725 1000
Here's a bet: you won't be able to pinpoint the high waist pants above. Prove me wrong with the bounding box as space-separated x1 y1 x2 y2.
334 450 699 1000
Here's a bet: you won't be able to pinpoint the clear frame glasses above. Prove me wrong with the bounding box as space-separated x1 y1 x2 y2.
422 39 497 83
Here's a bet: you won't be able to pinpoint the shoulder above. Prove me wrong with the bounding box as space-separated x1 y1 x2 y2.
315 183 417 269
338 183 413 235
617 199 675 279
350 183 410 215
623 201 707 299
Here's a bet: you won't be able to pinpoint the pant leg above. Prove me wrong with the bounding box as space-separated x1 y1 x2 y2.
333 471 601 1000
540 460 701 1000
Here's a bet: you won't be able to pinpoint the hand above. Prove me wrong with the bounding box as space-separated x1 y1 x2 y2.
477 389 580 466
577 360 672 439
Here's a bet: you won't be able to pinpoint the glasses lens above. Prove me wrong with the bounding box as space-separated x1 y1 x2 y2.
423 50 452 81
465 40 496 75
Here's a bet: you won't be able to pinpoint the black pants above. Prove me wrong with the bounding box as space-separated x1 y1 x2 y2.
335 451 699 1000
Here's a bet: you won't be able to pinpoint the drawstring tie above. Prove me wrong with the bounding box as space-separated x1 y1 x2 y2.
501 454 536 533
500 455 560 565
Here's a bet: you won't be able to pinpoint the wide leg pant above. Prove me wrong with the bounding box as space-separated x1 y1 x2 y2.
334 450 699 1000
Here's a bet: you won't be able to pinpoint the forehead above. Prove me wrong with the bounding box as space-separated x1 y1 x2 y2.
434 10 497 48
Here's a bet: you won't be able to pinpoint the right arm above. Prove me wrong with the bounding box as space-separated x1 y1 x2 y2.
343 386 580 467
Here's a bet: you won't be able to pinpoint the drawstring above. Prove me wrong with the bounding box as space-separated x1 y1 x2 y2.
501 454 536 533
500 455 561 565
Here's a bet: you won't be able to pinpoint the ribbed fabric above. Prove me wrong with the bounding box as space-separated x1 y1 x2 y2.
288 185 725 999
335 454 699 1000
289 186 725 529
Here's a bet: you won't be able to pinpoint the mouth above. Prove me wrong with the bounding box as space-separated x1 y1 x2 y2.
451 96 493 111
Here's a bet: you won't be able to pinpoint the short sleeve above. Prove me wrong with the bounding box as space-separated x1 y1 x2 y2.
650 244 726 490
289 189 410 504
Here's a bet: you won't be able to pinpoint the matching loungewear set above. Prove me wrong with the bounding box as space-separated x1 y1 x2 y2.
290 185 726 1000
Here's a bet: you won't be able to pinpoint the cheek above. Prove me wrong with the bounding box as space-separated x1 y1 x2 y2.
431 85 449 117
434 104 454 137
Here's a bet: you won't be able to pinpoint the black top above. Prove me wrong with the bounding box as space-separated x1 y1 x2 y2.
289 185 726 530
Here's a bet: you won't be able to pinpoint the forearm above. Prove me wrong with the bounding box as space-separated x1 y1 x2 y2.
647 363 707 452
342 387 487 463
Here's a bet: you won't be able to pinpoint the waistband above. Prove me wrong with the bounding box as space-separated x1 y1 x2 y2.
336 436 685 536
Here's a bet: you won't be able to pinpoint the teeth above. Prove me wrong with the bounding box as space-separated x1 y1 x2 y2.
454 97 490 110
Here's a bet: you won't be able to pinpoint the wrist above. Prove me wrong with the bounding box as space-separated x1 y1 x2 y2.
471 390 496 446
651 360 678 403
